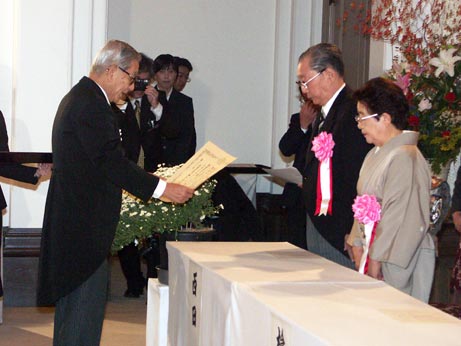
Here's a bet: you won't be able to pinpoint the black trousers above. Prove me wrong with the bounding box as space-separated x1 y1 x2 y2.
118 242 146 291
53 259 109 346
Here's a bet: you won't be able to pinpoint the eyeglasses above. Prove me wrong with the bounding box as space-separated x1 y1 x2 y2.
177 73 191 82
118 66 136 85
296 68 326 89
355 113 379 122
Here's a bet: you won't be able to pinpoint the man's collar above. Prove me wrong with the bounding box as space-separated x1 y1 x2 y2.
93 80 110 105
322 83 346 117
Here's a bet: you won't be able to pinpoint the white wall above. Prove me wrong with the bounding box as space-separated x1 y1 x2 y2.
1 0 322 227
108 0 322 194
0 0 107 228
109 0 275 164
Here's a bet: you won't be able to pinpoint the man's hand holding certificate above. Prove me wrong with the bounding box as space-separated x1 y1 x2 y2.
160 141 236 201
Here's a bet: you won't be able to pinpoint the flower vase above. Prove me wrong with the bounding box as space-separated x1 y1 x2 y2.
156 227 216 285
427 159 451 181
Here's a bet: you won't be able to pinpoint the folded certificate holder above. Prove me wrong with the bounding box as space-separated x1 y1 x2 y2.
0 152 53 163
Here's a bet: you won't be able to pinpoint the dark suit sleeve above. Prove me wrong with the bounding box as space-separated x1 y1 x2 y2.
279 113 311 156
74 103 158 202
0 111 38 186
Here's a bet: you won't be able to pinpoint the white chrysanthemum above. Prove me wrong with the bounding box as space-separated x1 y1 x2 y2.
129 212 138 217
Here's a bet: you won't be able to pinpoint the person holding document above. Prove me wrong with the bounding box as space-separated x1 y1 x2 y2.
37 40 193 346
0 110 50 320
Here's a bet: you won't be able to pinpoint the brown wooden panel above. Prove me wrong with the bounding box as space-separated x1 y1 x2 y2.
322 0 371 90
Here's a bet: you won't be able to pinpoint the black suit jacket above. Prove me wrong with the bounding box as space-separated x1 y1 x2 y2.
302 86 372 252
158 89 196 165
0 111 38 210
37 77 159 305
116 96 160 172
279 112 311 208
279 112 311 172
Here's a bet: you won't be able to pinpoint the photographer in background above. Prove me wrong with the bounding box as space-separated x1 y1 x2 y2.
114 53 159 298
117 53 162 172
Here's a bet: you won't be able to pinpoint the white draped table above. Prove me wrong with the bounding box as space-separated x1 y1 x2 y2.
150 242 461 346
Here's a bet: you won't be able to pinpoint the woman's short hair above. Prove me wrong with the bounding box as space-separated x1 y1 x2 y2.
90 40 140 75
354 77 409 130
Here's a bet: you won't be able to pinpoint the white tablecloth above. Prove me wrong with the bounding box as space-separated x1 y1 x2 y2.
146 279 169 346
164 242 461 346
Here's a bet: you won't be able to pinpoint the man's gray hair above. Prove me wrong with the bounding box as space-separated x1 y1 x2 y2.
299 43 345 77
90 40 141 75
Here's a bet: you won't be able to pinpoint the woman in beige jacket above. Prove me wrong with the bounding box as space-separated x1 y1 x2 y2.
347 77 435 302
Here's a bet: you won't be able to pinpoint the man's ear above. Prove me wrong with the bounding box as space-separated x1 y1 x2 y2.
105 65 117 81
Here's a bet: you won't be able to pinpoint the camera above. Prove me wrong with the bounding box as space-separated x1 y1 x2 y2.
134 78 150 91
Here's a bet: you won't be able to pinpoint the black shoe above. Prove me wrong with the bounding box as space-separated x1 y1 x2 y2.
124 288 140 298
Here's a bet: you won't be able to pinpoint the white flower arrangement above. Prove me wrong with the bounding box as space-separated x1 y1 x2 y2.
112 164 222 253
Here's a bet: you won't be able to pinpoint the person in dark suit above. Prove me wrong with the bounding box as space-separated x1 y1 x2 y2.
0 110 50 309
37 40 194 346
152 54 196 166
113 53 160 298
296 43 372 268
115 54 159 171
173 56 193 92
279 90 318 249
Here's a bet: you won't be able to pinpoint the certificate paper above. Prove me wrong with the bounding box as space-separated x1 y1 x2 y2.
167 141 236 189
263 166 303 185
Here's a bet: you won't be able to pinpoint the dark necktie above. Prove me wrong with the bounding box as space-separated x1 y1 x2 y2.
312 110 325 137
134 100 145 168
134 100 141 127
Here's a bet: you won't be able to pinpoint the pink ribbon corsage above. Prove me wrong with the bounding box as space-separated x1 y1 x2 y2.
352 194 381 274
312 131 335 162
311 131 335 216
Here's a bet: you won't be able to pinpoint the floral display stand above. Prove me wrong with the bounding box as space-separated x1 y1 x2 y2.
157 228 216 285
343 1 461 174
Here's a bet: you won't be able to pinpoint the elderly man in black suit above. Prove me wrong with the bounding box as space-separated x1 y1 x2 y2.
37 40 194 346
297 43 372 268
152 54 196 165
